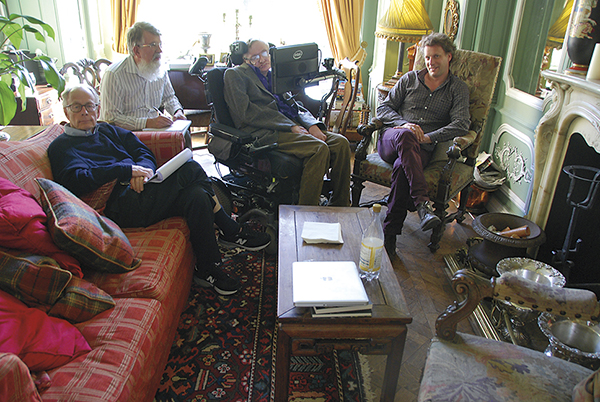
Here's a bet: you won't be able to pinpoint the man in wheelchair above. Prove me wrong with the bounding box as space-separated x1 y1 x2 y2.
222 39 351 207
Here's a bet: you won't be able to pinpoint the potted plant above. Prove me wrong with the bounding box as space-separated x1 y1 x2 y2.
0 0 65 125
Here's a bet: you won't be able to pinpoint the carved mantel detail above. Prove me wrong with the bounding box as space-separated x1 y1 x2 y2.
528 71 600 228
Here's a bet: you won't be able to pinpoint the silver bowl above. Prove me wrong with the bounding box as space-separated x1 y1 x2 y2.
496 257 566 288
538 312 600 370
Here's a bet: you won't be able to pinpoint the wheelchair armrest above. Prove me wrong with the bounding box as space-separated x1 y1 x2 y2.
249 143 278 156
209 122 254 144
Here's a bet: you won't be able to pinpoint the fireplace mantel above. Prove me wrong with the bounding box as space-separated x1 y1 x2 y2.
528 71 600 229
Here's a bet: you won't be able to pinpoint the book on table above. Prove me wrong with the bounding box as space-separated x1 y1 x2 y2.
312 303 373 318
292 261 370 316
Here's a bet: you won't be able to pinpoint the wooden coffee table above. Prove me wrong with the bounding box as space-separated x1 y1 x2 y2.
276 205 412 401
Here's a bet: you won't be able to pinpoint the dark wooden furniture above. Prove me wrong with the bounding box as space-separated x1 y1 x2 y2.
168 69 212 127
9 86 65 126
276 205 412 401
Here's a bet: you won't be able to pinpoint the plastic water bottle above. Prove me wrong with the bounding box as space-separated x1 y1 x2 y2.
359 204 384 281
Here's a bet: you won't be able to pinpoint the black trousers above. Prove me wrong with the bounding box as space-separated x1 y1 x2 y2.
105 160 221 267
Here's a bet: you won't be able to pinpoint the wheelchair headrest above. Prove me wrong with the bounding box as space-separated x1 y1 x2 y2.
229 41 247 66
188 56 209 75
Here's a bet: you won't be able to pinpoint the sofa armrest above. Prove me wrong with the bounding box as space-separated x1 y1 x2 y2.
133 130 186 168
0 353 42 402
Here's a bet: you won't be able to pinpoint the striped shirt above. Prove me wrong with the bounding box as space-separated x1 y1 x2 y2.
377 69 470 151
99 56 183 131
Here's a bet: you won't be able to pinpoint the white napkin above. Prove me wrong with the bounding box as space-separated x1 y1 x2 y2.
301 222 343 244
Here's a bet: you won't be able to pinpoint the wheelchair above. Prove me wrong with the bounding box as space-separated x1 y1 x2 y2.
188 42 344 251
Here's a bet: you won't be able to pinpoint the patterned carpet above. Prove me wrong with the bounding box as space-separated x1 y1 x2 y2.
154 247 368 401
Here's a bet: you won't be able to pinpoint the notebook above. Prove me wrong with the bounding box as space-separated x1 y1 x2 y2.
292 261 369 307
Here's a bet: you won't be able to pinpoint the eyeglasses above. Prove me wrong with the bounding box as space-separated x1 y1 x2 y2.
245 50 269 64
139 42 162 50
65 103 99 113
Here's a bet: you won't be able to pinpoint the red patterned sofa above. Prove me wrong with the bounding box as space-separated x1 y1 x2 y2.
0 124 194 401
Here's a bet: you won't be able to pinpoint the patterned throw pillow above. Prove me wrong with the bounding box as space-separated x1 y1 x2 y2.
79 179 117 215
35 178 141 273
47 277 115 323
0 249 72 306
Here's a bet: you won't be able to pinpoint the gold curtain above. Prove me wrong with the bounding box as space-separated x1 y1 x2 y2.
111 0 140 54
547 0 574 48
320 0 367 66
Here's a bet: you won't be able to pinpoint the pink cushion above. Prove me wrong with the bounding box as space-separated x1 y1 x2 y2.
0 178 82 278
0 290 91 372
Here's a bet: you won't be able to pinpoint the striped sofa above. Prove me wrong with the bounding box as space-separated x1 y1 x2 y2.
0 124 195 401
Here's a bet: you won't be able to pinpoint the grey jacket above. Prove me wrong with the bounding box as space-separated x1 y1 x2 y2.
223 63 324 146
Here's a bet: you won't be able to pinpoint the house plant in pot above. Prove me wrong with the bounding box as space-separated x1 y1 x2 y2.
0 0 65 125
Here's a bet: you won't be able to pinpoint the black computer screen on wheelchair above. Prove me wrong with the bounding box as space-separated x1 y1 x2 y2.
269 43 321 94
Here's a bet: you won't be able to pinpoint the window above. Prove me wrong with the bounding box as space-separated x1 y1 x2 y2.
136 0 332 63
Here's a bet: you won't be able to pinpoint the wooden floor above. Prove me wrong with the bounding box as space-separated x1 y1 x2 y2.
193 145 478 402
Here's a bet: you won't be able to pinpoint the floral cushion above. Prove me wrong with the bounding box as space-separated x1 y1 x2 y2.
358 154 474 201
418 332 593 402
35 178 141 274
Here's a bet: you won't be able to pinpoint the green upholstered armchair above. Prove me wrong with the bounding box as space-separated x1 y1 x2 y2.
418 268 600 401
351 49 502 252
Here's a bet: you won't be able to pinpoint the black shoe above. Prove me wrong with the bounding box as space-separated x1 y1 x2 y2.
194 263 240 296
219 224 271 251
384 234 396 257
417 201 441 232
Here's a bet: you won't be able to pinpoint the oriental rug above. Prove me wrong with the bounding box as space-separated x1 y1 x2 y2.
154 247 370 402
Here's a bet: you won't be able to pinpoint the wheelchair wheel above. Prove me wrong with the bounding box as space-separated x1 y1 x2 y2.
210 177 233 216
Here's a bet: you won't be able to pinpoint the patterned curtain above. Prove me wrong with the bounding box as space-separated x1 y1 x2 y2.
111 0 140 54
319 0 367 66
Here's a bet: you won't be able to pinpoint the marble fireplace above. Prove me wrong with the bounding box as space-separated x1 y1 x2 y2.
529 70 600 229
529 71 600 286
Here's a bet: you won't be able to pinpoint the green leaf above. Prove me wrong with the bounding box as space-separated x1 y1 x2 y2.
2 20 24 49
21 16 55 40
38 57 65 95
22 25 46 43
0 81 17 126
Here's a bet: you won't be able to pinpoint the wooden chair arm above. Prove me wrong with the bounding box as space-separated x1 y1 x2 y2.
355 118 383 161
436 269 600 341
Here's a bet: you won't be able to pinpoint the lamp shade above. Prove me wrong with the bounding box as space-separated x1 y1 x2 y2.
375 0 433 43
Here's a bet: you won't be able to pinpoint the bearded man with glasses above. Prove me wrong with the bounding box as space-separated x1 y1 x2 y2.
100 21 190 147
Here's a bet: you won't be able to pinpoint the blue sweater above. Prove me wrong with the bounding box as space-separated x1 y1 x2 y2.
48 122 157 197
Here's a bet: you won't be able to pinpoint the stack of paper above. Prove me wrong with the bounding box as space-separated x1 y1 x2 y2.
301 222 343 244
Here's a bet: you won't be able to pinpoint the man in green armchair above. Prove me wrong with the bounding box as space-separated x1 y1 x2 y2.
376 32 470 254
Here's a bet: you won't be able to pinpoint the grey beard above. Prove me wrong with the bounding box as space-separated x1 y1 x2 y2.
137 59 164 82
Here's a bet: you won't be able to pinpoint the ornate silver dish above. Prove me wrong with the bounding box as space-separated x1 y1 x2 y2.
496 257 566 288
538 312 600 370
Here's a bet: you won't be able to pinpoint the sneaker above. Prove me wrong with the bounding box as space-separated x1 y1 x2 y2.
417 201 441 232
219 224 271 251
194 263 240 296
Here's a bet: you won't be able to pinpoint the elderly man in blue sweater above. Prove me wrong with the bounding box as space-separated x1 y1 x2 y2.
48 84 270 296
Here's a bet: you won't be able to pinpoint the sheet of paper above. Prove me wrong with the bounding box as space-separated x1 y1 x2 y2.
148 148 193 183
301 222 343 244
